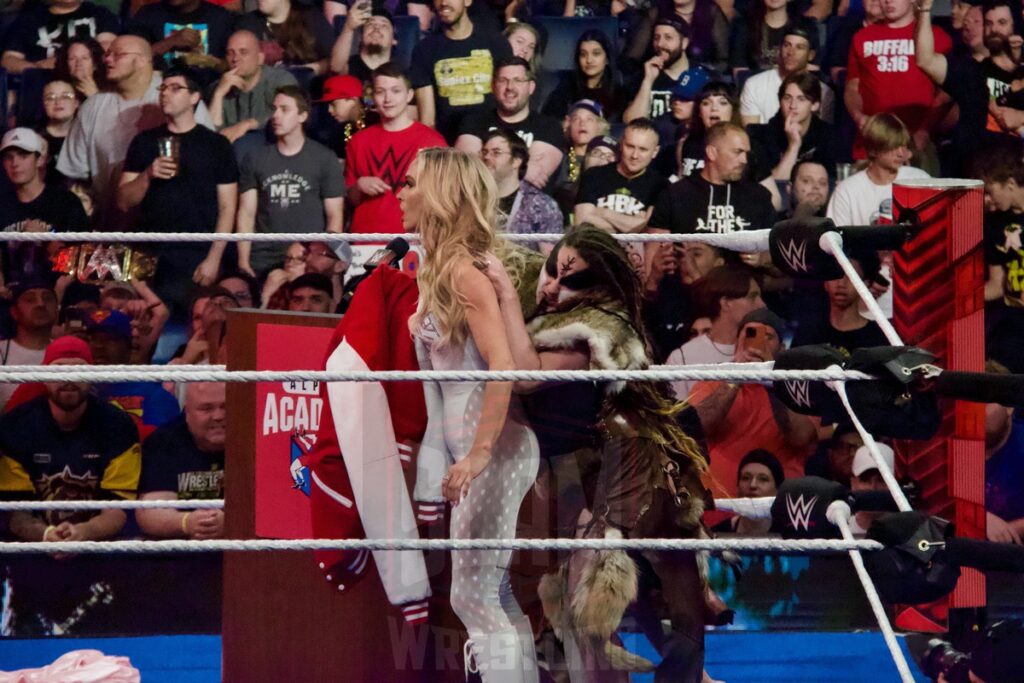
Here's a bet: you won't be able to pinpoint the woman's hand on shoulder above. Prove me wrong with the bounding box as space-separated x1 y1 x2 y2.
479 252 517 304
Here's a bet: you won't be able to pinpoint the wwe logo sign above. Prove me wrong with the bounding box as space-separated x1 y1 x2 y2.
784 380 811 409
786 494 818 531
778 239 809 273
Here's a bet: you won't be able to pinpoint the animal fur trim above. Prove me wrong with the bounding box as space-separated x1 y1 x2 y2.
537 569 566 640
570 549 638 641
527 299 648 393
602 641 656 672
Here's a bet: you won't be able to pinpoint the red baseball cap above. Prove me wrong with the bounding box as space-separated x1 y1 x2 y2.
43 335 93 365
317 75 363 103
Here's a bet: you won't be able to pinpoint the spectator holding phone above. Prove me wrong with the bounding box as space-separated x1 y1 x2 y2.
689 307 817 498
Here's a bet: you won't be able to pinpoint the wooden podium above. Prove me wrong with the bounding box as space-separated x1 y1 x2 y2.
222 309 465 683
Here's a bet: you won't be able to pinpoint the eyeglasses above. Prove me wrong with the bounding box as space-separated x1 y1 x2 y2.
494 77 530 87
480 148 511 159
157 83 192 94
44 92 76 102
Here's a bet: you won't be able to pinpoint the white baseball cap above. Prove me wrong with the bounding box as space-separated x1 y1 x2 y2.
852 443 895 478
0 127 43 155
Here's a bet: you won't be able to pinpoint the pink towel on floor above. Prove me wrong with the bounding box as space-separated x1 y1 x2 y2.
0 649 140 682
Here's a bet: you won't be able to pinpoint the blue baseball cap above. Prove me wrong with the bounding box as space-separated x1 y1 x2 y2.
85 308 132 342
671 67 711 102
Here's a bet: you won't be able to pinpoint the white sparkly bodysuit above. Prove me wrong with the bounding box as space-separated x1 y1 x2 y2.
414 315 540 683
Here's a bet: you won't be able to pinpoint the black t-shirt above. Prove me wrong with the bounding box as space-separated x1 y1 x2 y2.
348 53 373 84
0 182 89 284
985 210 1024 307
498 189 517 216
748 115 837 181
649 174 774 234
790 318 890 354
576 163 668 216
126 0 233 59
0 395 140 524
457 108 564 151
941 55 999 165
3 2 118 61
39 130 67 187
409 27 513 142
123 123 239 238
139 417 224 498
648 71 678 120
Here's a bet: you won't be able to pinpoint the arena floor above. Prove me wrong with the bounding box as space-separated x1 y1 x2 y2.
0 631 929 681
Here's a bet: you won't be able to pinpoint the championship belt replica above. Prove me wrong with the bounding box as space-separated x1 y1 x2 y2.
51 244 158 282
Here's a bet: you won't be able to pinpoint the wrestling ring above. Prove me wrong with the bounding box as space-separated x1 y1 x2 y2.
0 180 1010 682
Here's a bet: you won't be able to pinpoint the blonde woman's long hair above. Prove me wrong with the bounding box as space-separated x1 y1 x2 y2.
409 147 500 348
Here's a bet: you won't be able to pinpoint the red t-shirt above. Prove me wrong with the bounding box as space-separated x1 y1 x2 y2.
345 122 447 234
847 21 951 156
689 381 814 500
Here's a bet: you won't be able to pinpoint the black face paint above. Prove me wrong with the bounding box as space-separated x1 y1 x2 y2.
560 256 577 277
559 268 599 291
544 251 558 278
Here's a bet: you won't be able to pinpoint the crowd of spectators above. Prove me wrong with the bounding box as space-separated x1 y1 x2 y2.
0 0 1021 592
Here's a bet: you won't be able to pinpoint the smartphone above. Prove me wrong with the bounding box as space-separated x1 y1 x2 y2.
741 324 771 357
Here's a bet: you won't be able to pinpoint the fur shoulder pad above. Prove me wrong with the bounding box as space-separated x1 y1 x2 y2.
526 302 648 372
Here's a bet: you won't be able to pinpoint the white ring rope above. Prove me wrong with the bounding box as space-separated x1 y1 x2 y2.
821 232 904 348
0 499 225 511
0 363 875 385
827 501 916 683
0 536 883 555
0 364 223 373
0 230 771 250
833 380 913 512
4 497 772 514
714 497 776 520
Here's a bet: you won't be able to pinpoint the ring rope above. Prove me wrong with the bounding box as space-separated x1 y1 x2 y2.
0 497 772 513
833 380 913 512
0 536 883 555
0 364 875 384
822 232 904 348
827 501 916 683
0 230 771 250
0 364 223 373
0 499 226 511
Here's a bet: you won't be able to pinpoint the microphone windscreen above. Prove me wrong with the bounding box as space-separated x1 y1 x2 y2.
933 371 1024 408
385 237 410 260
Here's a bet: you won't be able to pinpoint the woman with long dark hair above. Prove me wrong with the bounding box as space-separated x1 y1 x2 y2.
484 226 715 682
542 30 624 122
728 0 792 73
54 38 109 99
236 0 335 75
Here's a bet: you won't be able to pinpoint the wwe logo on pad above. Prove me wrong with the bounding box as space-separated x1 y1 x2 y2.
778 239 808 273
784 380 811 409
786 494 818 531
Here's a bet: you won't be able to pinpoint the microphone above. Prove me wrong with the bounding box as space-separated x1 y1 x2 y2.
363 237 410 272
338 237 410 313
932 370 1024 408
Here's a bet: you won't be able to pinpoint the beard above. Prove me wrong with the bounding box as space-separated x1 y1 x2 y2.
48 383 88 413
985 33 1009 55
658 46 684 68
364 42 387 57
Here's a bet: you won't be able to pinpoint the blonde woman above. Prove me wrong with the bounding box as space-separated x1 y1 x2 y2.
398 148 540 683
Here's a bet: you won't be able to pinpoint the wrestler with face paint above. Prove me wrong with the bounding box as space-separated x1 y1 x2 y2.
483 225 714 682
